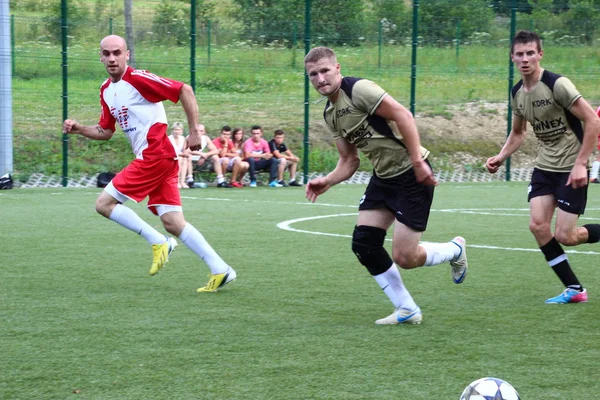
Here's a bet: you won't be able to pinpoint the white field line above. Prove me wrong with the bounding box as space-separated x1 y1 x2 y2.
39 193 600 253
276 213 600 255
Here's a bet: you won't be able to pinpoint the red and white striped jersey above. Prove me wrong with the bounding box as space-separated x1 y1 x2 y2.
98 66 184 160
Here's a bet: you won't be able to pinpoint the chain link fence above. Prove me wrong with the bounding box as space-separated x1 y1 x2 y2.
6 0 600 186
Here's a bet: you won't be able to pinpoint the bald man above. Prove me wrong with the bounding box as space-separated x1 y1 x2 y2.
63 35 236 293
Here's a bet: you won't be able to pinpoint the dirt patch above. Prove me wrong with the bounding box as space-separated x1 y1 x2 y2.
415 101 536 169
306 101 537 170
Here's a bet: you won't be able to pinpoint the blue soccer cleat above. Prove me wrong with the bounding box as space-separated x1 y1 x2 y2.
545 288 588 304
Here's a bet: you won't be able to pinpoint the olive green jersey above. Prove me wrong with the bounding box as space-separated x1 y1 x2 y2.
323 77 429 179
511 69 584 172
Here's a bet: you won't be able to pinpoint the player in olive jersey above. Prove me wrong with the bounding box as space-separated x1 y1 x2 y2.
304 46 468 325
487 30 600 304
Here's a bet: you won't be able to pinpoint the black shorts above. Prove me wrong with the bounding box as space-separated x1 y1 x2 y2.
527 168 588 215
358 165 434 232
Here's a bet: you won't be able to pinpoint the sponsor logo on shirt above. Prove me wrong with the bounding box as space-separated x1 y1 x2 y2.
344 123 373 148
532 98 553 107
111 105 130 129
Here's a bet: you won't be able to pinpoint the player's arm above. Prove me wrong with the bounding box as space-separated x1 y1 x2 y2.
63 120 114 140
178 84 202 149
306 138 358 203
325 138 360 186
486 115 527 173
567 97 600 187
374 95 437 185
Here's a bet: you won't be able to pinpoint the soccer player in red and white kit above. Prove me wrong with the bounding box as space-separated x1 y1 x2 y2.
63 35 235 293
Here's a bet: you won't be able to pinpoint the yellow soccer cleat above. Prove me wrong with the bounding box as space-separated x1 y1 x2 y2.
149 237 177 276
197 267 237 293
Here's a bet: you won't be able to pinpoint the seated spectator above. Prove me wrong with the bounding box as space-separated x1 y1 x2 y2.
212 125 247 188
242 125 280 187
269 129 302 187
230 127 250 187
188 124 231 188
168 121 193 189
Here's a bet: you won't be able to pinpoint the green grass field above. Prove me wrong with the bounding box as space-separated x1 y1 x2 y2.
2 183 600 399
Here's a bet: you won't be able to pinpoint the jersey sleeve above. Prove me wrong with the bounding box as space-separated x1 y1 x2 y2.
554 77 581 110
128 70 185 104
268 140 277 152
352 79 387 115
98 83 116 131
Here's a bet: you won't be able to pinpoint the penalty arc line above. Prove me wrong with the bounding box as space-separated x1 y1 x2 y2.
276 213 600 255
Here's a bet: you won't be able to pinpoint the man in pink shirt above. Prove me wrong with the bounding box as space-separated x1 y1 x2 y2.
62 35 235 293
242 125 281 187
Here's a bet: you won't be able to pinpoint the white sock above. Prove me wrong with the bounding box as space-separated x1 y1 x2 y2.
373 264 417 310
591 161 600 180
216 174 225 184
421 241 460 266
109 204 166 245
178 223 228 274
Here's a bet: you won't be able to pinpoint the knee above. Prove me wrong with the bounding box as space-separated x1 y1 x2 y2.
95 197 113 218
554 229 578 246
351 225 392 275
161 214 186 237
279 158 287 167
529 219 550 238
391 249 419 269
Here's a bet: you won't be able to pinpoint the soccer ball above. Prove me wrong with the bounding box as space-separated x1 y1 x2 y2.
460 377 521 400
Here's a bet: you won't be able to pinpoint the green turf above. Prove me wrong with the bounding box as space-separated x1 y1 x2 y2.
2 183 600 399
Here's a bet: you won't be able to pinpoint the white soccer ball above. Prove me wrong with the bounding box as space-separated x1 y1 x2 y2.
460 377 521 400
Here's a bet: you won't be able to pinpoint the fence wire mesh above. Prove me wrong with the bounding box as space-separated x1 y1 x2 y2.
6 0 600 185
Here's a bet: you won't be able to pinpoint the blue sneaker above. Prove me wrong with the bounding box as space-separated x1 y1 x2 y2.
249 181 257 188
375 306 422 325
545 288 588 304
269 180 283 187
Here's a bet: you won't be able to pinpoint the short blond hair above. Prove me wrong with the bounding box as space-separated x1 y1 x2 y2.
304 46 337 65
170 121 184 132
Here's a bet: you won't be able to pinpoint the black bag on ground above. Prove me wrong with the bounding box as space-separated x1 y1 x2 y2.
97 172 116 188
0 173 13 190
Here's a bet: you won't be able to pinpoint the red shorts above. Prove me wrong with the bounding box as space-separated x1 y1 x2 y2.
112 158 181 215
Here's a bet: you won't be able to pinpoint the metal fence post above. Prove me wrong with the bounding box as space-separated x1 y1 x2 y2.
61 0 68 187
303 0 311 184
409 0 419 116
190 0 196 92
505 0 517 182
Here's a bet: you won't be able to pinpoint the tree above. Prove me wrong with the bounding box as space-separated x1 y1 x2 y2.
419 0 495 46
152 0 216 46
124 0 136 68
231 0 366 46
370 0 411 45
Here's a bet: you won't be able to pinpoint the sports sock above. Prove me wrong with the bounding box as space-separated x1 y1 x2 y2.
591 161 600 180
216 174 225 184
373 264 418 310
540 237 582 290
583 224 600 243
109 204 166 245
421 241 460 266
178 223 228 274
